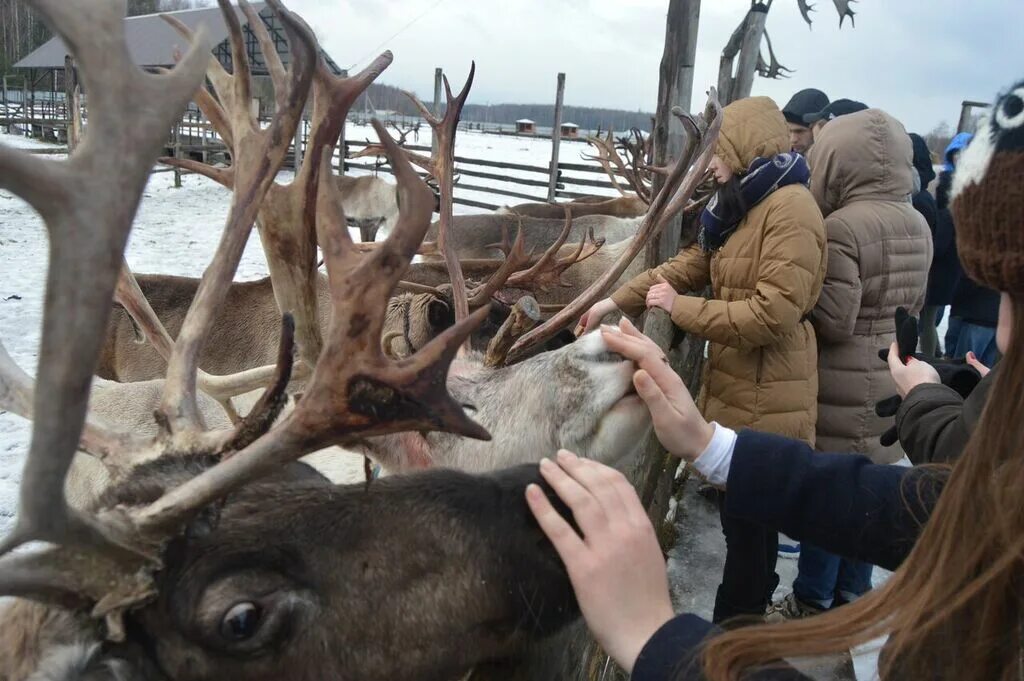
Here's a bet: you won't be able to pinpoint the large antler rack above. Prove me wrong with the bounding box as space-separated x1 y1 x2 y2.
401 65 476 325
0 0 489 639
582 128 658 205
160 1 394 372
0 0 210 617
504 91 724 364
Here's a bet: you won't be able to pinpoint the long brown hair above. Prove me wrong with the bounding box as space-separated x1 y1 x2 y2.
700 296 1024 680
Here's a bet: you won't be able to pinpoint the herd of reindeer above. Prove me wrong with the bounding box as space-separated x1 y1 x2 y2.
0 0 723 679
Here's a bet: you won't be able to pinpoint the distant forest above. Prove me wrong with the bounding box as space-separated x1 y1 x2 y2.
354 81 655 134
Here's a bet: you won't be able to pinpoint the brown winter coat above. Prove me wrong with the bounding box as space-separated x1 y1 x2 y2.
611 97 827 443
808 109 933 463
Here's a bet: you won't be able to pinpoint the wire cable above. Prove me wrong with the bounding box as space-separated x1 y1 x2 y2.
346 0 450 71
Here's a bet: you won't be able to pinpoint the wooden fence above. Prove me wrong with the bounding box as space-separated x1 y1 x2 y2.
2 94 627 212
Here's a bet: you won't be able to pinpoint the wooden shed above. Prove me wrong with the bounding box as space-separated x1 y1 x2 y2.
560 122 579 138
515 118 536 134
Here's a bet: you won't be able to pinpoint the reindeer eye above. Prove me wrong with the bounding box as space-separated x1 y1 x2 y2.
220 602 262 641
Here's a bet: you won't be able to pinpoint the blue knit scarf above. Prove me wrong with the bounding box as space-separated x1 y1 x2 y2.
698 152 810 252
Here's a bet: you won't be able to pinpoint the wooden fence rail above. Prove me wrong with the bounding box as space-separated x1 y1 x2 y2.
2 98 629 212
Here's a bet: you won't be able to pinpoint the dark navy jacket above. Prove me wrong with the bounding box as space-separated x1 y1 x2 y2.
631 430 944 681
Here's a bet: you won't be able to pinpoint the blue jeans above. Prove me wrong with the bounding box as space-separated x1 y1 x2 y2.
953 322 999 366
793 543 873 609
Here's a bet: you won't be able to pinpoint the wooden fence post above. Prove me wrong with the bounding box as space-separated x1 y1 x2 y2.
338 68 349 175
173 119 183 188
547 72 566 202
550 4 704 681
431 67 442 157
732 2 768 102
63 55 82 151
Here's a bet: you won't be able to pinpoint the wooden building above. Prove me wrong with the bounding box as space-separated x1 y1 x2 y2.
515 118 536 134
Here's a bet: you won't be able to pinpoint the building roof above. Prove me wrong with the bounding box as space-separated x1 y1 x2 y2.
516 118 535 124
561 122 579 128
16 3 261 69
14 3 341 75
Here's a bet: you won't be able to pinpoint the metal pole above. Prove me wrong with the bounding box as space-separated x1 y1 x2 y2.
546 72 566 202
431 67 442 158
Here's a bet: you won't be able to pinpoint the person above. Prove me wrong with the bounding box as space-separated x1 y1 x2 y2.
914 131 952 356
894 352 994 464
528 77 1024 680
938 132 1002 365
765 109 933 621
781 88 829 154
801 98 868 137
578 96 827 624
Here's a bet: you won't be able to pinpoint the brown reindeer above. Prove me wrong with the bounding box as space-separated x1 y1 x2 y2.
0 3 582 680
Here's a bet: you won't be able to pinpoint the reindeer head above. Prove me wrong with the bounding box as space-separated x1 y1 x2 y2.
365 330 650 474
49 458 574 681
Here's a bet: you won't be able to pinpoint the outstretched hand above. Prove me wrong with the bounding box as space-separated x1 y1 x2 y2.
525 450 674 674
600 318 714 461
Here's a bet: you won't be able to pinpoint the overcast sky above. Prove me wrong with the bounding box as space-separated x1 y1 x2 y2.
285 0 1023 134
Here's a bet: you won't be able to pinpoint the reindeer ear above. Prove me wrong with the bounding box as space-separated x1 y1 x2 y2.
427 297 453 331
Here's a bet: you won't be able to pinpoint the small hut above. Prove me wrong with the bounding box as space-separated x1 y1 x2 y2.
515 118 536 135
560 122 579 138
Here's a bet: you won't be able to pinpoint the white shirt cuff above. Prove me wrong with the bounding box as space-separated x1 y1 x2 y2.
691 422 737 487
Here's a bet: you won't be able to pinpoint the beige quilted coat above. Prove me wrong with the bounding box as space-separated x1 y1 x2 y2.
808 109 933 462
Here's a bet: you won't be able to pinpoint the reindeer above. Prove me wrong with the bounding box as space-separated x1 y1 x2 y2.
0 3 585 680
500 194 648 219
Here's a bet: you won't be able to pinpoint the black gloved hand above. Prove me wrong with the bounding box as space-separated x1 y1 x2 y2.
875 307 982 446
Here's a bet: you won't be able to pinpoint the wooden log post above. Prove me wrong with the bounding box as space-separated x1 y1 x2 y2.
338 68 349 176
431 67 442 158
484 296 541 368
547 72 566 202
293 118 304 171
173 119 183 189
554 4 704 681
731 2 768 102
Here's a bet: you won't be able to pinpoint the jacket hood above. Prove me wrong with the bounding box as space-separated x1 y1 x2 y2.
782 88 830 126
716 97 790 174
944 132 974 170
908 132 937 188
807 108 915 216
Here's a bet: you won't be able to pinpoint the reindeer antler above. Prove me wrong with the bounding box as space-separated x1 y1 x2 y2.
401 64 476 328
757 30 793 80
505 94 723 363
135 127 491 532
0 0 209 612
0 2 489 631
582 130 633 198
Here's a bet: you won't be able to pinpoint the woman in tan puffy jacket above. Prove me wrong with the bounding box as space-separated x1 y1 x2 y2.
769 108 933 621
580 96 827 623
